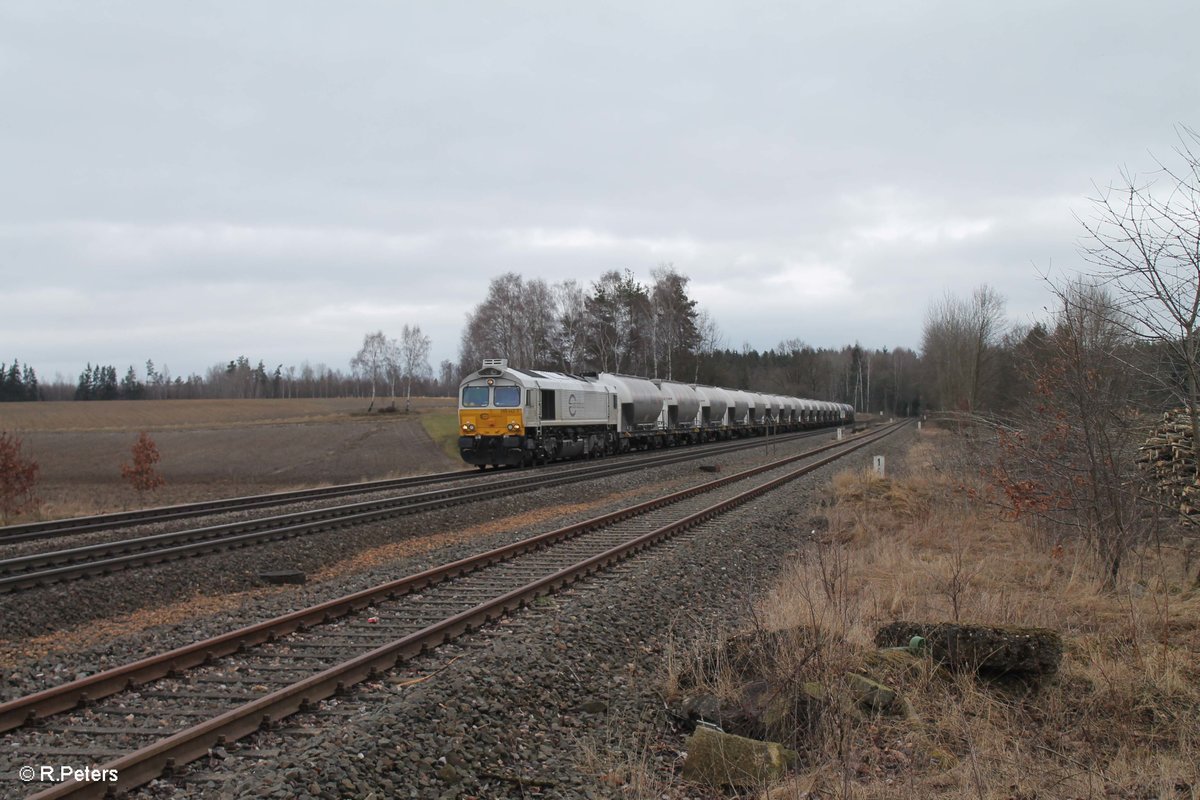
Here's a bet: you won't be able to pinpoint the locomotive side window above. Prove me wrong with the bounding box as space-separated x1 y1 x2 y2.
493 386 521 407
526 390 533 407
461 386 489 408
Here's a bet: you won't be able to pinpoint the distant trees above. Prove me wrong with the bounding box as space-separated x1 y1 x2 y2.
1 360 39 401
75 364 119 400
399 324 431 412
13 338 454 402
920 285 1007 412
458 266 701 378
120 366 145 400
437 360 459 396
347 326 435 412
0 432 39 522
351 331 398 410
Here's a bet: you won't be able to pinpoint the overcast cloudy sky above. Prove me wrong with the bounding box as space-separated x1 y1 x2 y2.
3 2 1198 383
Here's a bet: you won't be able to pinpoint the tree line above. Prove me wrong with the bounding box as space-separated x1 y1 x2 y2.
458 266 715 382
15 355 451 403
0 360 39 402
456 266 922 415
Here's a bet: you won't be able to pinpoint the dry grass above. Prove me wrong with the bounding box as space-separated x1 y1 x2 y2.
577 729 678 798
668 430 1200 798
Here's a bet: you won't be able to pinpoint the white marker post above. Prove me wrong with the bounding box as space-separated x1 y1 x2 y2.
873 455 885 477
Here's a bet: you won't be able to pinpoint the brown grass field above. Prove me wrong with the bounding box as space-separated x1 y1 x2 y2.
661 430 1199 798
1 397 461 521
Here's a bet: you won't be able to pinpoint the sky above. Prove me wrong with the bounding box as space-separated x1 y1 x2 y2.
2 2 1198 384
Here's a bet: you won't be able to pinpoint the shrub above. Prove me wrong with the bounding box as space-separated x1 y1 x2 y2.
121 431 165 497
0 431 39 522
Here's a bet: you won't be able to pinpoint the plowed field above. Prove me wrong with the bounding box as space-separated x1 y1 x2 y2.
2 398 460 519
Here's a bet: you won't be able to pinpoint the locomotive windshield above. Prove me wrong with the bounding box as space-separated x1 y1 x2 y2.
461 386 489 408
493 386 521 407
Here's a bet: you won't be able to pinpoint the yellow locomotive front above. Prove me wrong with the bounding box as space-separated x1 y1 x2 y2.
458 373 527 467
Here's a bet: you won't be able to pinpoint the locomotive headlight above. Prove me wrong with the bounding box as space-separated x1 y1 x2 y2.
462 422 476 432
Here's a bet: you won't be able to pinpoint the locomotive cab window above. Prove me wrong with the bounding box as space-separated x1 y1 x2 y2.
461 386 489 408
493 386 521 408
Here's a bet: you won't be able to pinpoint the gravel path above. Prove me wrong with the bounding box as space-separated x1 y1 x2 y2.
95 424 917 800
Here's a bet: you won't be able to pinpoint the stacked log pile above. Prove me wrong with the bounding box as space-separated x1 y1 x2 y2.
1137 409 1199 522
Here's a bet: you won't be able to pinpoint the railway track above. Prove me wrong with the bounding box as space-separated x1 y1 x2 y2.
0 428 831 594
0 426 836 547
0 421 907 799
0 469 480 545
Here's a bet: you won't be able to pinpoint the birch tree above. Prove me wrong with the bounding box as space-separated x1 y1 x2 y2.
351 331 395 411
399 324 431 413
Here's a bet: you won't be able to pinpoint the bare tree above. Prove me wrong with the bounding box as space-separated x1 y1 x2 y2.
399 324 431 413
459 273 559 371
649 264 699 380
551 280 589 372
921 285 1007 412
351 331 395 411
989 281 1148 583
438 359 457 396
1077 127 1200 458
692 309 724 383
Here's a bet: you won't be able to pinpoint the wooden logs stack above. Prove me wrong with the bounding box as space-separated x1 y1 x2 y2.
1137 409 1199 522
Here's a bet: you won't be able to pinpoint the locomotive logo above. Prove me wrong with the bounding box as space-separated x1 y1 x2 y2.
567 393 583 417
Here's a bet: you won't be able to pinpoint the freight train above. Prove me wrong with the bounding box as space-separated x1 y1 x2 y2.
458 359 854 468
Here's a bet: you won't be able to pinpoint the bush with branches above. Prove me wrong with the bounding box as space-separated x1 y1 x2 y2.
121 431 166 497
0 431 40 523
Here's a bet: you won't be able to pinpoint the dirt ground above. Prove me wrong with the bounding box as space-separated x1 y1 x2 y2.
2 398 461 519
